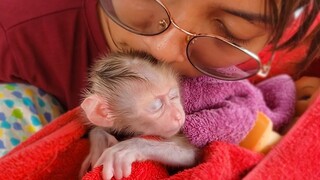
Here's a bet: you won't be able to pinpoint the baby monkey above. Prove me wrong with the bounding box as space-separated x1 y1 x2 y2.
80 51 197 178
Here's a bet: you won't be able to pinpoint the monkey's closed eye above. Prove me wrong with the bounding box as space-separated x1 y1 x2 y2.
169 88 179 100
149 98 163 112
170 95 179 100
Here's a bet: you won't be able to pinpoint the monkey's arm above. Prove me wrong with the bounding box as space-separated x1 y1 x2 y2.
94 137 199 180
80 127 118 178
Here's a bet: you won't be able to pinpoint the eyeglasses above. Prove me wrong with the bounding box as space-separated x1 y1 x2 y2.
99 0 272 80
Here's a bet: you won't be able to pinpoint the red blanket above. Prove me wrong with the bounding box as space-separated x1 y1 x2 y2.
1 92 320 179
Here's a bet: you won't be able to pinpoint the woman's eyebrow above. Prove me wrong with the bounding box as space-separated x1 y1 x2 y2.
223 8 271 24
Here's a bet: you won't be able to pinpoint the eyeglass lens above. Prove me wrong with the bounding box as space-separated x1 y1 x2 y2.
100 0 261 80
101 0 170 35
187 36 260 80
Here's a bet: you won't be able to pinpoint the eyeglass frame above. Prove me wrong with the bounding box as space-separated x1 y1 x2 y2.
99 0 274 80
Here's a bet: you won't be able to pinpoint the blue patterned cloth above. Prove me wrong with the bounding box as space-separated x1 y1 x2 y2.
0 83 65 156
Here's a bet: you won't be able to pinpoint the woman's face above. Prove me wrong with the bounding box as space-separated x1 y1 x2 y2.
98 0 275 77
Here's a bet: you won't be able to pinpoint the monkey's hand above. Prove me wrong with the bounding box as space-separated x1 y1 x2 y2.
80 128 119 178
94 138 147 180
94 137 198 180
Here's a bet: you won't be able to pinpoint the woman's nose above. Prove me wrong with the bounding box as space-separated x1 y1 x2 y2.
145 25 189 63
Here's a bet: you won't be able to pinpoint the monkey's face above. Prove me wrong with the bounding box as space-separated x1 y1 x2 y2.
133 85 185 138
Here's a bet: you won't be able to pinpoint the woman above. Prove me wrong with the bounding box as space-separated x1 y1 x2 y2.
0 0 319 178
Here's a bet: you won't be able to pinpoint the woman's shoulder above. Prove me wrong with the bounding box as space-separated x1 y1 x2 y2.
0 0 93 30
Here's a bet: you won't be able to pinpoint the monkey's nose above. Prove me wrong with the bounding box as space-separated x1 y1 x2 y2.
176 113 186 127
176 113 182 120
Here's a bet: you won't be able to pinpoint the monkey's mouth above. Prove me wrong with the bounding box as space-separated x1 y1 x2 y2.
165 127 181 137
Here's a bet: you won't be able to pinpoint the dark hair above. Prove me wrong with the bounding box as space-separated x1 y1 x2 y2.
265 0 319 75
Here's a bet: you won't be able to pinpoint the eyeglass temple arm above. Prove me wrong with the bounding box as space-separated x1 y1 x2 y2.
257 52 275 78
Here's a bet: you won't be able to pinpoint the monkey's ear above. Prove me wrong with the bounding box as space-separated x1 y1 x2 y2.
81 94 114 127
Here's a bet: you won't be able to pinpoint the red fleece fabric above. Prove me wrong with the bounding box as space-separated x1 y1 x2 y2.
83 142 263 180
0 107 89 180
83 161 169 180
245 94 320 179
1 93 320 179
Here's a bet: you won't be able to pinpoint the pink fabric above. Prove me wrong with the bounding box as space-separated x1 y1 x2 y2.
181 74 296 148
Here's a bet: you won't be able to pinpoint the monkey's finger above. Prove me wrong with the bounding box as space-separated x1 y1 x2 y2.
93 157 103 168
113 154 125 179
94 153 115 180
94 148 113 167
102 161 115 180
122 161 132 178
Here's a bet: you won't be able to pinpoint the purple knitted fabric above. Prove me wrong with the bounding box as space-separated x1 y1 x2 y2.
180 74 296 148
